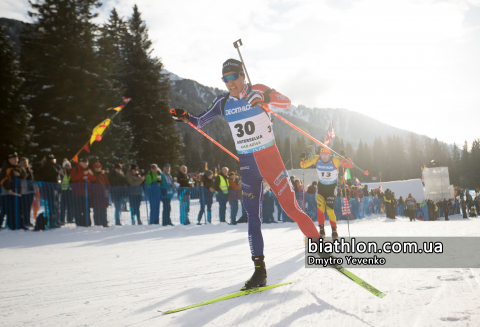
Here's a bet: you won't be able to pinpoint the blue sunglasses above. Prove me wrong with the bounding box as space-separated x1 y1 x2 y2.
221 73 242 83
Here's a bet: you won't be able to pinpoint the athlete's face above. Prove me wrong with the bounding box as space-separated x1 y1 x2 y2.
223 71 245 99
321 153 331 163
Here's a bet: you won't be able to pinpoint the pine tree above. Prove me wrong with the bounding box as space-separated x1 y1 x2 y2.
450 143 461 186
20 0 112 161
460 141 470 188
121 5 183 169
372 137 384 181
406 133 423 180
94 8 134 166
0 26 31 159
470 140 480 188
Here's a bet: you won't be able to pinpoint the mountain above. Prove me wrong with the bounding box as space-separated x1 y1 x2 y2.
0 17 24 54
166 70 423 148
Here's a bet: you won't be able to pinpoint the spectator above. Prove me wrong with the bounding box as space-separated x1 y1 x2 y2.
305 181 317 220
37 154 63 228
177 165 192 225
125 164 144 225
363 185 369 197
0 152 25 230
294 179 304 210
262 185 276 223
90 163 110 227
405 193 416 222
108 163 128 226
442 199 450 221
160 164 174 226
215 167 229 223
228 171 241 225
197 170 214 224
59 159 74 224
19 157 35 228
71 158 96 227
145 164 162 225
383 189 393 219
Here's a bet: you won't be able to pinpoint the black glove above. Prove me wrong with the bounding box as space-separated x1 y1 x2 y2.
245 91 264 107
170 108 190 123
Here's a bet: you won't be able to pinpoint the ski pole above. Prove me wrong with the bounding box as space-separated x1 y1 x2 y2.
265 107 369 175
233 39 252 88
232 40 368 176
187 121 239 162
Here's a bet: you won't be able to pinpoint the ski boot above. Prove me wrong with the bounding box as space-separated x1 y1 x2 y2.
241 256 267 290
332 226 338 240
319 225 326 239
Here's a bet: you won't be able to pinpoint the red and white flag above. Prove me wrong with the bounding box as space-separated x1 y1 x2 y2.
324 121 335 146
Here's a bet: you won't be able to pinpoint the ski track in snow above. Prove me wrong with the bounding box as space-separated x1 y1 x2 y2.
1 214 480 326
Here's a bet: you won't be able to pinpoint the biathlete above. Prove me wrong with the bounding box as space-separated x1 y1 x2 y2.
300 147 353 239
170 59 320 290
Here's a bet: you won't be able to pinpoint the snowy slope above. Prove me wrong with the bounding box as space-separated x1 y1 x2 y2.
1 215 480 327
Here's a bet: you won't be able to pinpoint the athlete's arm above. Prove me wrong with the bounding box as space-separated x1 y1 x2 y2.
332 156 354 169
251 84 291 110
300 155 319 168
188 93 228 129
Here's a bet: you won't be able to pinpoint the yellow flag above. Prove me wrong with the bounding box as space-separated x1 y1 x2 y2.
90 119 111 145
107 105 124 112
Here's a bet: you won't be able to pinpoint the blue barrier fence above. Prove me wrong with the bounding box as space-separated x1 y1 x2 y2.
1 179 464 230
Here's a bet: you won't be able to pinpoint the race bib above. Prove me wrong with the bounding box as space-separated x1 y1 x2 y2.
224 97 275 154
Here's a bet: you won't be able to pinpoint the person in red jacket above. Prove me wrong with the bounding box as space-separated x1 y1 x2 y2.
70 158 95 227
91 162 110 227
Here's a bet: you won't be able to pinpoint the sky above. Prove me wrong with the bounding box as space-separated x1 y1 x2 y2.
2 0 480 147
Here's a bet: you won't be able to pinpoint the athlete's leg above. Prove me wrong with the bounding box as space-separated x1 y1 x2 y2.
326 196 337 229
239 154 265 257
317 194 326 226
254 145 320 239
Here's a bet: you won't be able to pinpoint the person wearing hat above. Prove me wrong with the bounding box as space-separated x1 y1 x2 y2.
197 170 214 224
108 163 128 226
0 152 25 230
71 158 96 227
59 159 74 224
300 147 354 239
145 164 162 225
126 164 144 225
90 163 110 227
160 164 174 226
171 58 322 291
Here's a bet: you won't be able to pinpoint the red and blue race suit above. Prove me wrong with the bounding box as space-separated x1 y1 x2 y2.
189 84 320 256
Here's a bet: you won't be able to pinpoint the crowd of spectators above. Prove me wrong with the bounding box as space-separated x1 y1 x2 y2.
1 151 479 231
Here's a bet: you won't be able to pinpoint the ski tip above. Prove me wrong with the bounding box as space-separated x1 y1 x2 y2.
378 292 387 298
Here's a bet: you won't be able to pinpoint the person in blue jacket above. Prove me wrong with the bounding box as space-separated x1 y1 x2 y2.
160 164 174 226
170 59 320 290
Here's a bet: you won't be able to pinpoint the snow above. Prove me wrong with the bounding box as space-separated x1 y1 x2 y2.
161 69 184 82
1 214 480 326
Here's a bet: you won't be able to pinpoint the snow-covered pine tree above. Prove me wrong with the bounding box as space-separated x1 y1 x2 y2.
121 5 183 169
0 26 31 159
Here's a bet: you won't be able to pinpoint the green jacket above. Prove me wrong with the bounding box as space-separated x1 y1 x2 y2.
146 170 161 187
